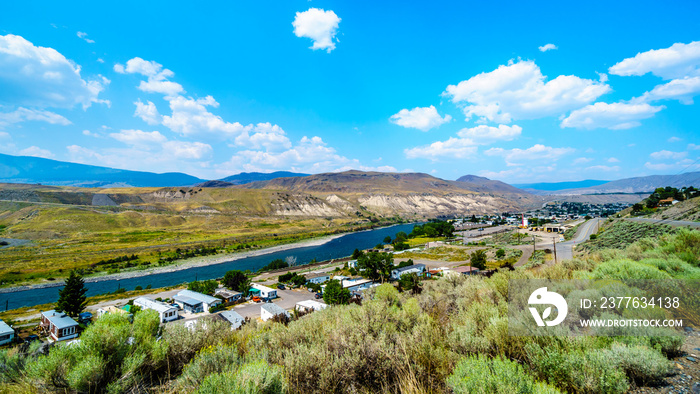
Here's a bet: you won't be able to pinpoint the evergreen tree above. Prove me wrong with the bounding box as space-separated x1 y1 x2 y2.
56 270 87 318
469 250 487 270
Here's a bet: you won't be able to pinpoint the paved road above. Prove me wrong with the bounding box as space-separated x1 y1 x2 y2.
624 217 700 228
554 218 601 261
229 288 319 319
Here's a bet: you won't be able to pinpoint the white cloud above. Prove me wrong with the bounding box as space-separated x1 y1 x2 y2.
162 140 212 159
221 136 367 174
109 129 167 148
0 107 71 128
636 76 700 105
456 124 522 143
234 122 292 151
609 41 700 80
161 95 251 139
0 34 108 109
649 150 687 160
18 146 54 159
292 8 341 53
389 105 451 131
644 159 694 171
668 136 682 142
404 138 478 160
561 101 664 130
539 43 557 52
134 100 162 125
573 157 593 165
444 60 610 123
82 129 99 137
585 165 619 172
485 144 574 166
689 143 700 150
607 157 620 163
76 31 94 44
115 57 184 96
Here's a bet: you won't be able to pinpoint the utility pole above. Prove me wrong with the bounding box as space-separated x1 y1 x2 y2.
533 236 536 254
553 238 557 264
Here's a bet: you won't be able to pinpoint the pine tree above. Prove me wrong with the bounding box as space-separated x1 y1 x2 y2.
56 270 87 318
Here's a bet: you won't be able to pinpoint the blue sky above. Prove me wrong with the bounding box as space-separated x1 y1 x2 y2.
0 1 699 182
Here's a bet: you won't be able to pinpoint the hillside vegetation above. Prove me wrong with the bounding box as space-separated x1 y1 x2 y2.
1 228 698 393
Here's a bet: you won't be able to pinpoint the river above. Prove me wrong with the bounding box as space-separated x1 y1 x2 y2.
0 223 418 310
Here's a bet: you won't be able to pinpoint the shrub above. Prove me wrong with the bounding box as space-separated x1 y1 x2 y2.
196 360 287 394
447 354 560 394
606 344 672 385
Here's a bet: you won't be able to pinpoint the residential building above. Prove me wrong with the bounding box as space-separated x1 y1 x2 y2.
219 310 245 330
305 272 330 284
133 297 179 322
251 283 277 299
176 290 222 311
332 275 349 281
96 305 128 317
295 300 328 313
390 264 426 280
0 319 14 345
214 288 243 303
173 294 204 313
342 278 374 292
261 303 290 322
40 310 79 342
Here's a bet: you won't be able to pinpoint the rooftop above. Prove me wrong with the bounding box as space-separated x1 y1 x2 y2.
0 319 13 335
261 303 288 316
41 310 79 329
452 266 480 273
177 290 221 305
393 263 426 273
134 297 177 314
296 300 328 309
173 295 203 306
304 272 330 279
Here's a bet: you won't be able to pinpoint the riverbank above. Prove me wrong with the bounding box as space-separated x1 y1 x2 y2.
0 232 347 294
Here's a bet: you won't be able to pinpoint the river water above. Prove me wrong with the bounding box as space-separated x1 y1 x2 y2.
0 223 418 310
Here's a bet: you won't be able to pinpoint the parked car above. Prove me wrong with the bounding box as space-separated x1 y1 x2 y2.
314 293 322 299
277 284 285 290
25 335 40 343
252 296 261 303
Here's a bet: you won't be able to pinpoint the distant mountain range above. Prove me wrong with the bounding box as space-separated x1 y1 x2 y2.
513 179 609 192
545 172 700 195
0 153 206 187
219 171 308 184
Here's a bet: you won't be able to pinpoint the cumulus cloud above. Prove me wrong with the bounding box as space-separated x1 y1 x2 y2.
234 122 292 151
109 129 167 148
644 159 694 171
649 150 687 160
608 157 620 163
389 105 451 131
573 157 593 165
134 100 162 125
484 144 574 166
668 136 682 142
456 124 522 143
292 8 341 53
161 95 251 139
0 107 71 128
18 146 54 159
404 138 478 160
561 101 664 130
444 60 610 123
539 43 558 52
115 57 184 96
0 34 109 109
162 140 212 160
609 41 700 80
636 76 700 105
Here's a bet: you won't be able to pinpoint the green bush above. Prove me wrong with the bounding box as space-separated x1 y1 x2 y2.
447 354 560 394
196 360 287 394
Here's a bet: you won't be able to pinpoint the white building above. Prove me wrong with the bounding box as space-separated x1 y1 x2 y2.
219 310 245 330
342 278 374 292
214 288 243 303
133 297 179 322
390 264 426 280
251 283 277 299
295 300 328 313
176 290 222 311
0 319 14 345
261 303 290 322
305 272 330 284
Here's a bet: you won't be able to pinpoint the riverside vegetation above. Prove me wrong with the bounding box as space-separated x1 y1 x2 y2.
0 226 698 393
